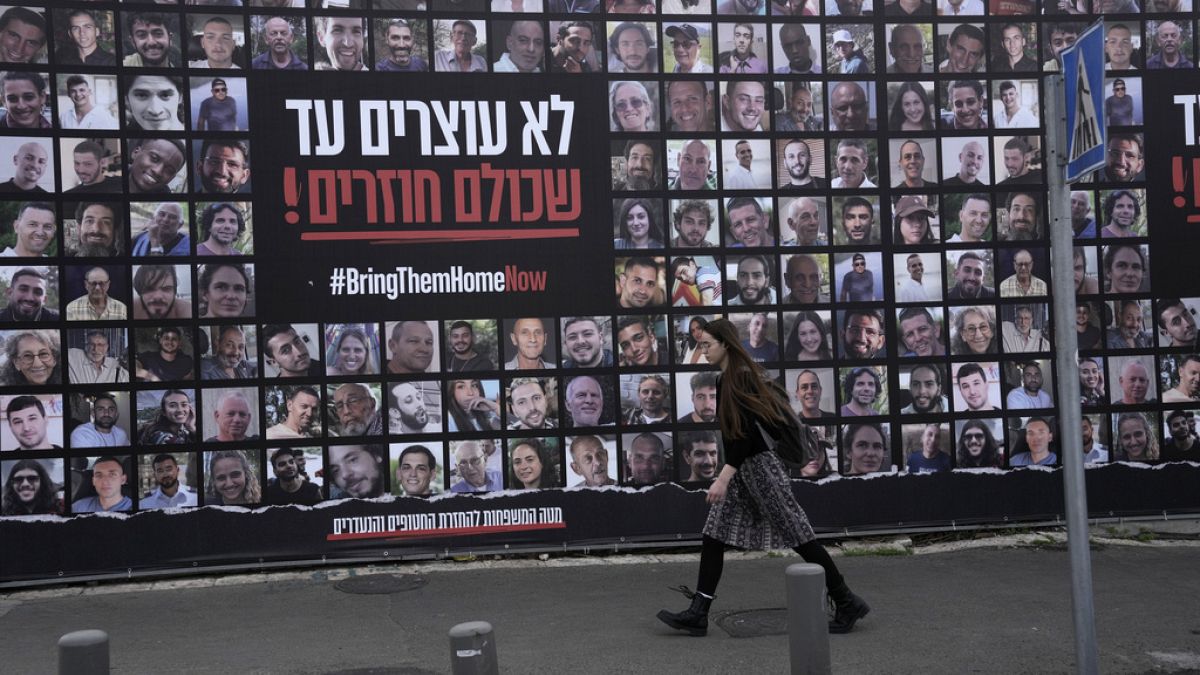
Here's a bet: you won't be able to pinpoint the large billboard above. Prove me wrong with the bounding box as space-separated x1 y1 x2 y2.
0 1 1197 585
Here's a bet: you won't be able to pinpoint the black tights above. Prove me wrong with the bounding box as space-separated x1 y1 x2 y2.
695 535 844 597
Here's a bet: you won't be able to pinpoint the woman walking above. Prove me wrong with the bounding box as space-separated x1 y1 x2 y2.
657 318 870 636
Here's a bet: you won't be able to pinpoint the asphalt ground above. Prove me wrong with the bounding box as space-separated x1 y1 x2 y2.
1 526 1199 674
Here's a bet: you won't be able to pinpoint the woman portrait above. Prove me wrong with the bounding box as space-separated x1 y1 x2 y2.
445 379 502 432
125 75 185 131
678 316 710 364
610 81 656 132
956 419 1002 468
1 330 61 386
325 324 379 376
613 198 664 250
842 422 888 475
138 389 197 445
1103 244 1148 294
892 196 936 245
1113 412 1160 462
198 263 251 318
951 305 997 355
888 81 934 131
508 437 560 489
1079 357 1106 406
204 449 261 505
2 459 62 516
784 310 832 361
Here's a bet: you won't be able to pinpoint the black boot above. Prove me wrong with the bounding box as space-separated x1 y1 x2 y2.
828 582 870 634
657 586 714 637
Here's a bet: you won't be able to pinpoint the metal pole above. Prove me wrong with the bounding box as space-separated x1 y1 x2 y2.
448 621 499 675
1043 72 1100 675
58 629 109 675
785 563 831 675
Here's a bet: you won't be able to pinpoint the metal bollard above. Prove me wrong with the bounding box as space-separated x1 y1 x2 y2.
58 629 110 675
786 563 831 675
448 621 499 675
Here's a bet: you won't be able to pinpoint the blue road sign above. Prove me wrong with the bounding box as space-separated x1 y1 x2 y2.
1063 22 1107 182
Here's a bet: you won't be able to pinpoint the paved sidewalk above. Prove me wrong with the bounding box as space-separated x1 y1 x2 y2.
1 536 1199 674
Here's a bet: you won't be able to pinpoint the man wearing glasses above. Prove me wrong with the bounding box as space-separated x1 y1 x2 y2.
331 383 383 437
842 310 887 359
196 78 239 132
66 266 127 321
196 139 250 194
451 440 502 493
1104 79 1134 127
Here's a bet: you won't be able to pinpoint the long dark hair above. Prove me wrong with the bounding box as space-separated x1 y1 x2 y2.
445 379 500 432
616 198 663 245
888 82 933 131
2 459 58 515
705 319 790 439
956 420 1000 468
784 311 833 360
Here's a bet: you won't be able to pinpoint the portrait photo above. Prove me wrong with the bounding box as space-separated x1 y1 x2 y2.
565 434 618 488
443 319 499 372
0 393 61 451
201 387 261 443
2 457 64 515
388 380 444 435
67 391 131 449
0 137 54 193
390 442 445 497
325 323 381 377
0 71 51 130
203 449 262 506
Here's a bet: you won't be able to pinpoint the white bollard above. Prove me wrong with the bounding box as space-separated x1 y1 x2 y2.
786 563 831 675
449 621 499 675
58 629 110 675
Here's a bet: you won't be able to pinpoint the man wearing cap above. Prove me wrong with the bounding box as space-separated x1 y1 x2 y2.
195 78 238 132
832 29 870 74
666 25 712 74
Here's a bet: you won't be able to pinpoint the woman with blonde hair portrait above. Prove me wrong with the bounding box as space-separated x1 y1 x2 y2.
1113 412 1160 462
205 450 262 505
326 325 379 376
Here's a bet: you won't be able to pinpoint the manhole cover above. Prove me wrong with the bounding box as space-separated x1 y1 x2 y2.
714 608 788 638
334 574 426 595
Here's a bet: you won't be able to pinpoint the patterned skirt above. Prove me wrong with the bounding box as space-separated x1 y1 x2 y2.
702 450 816 550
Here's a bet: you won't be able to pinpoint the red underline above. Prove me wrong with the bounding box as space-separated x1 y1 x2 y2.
327 521 566 542
300 228 580 243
